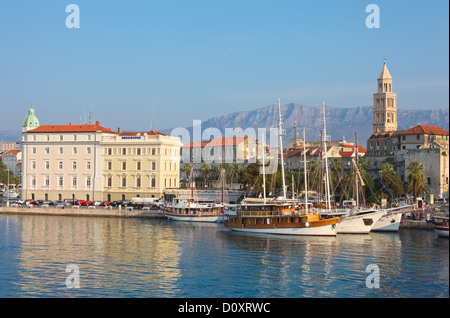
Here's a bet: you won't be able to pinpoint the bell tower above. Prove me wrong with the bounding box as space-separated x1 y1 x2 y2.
372 61 397 133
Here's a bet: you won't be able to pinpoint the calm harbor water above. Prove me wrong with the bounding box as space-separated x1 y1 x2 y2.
0 214 448 298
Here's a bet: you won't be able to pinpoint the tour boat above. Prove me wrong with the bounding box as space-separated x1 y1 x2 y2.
432 213 449 238
223 100 340 236
164 198 225 222
223 198 340 236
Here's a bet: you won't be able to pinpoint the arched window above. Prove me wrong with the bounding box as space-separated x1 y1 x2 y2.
151 177 156 188
122 177 126 187
137 177 141 188
108 177 112 187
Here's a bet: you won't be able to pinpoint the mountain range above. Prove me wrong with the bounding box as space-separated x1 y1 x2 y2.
2 104 448 145
163 103 449 146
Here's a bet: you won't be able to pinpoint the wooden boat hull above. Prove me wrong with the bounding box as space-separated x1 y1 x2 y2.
433 216 449 238
224 215 339 236
372 212 402 232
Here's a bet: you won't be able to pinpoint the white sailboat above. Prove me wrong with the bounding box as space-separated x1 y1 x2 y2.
317 104 386 234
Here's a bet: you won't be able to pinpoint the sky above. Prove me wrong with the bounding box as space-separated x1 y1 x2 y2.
0 0 448 133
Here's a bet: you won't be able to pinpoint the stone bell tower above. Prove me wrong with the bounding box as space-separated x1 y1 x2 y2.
372 61 397 133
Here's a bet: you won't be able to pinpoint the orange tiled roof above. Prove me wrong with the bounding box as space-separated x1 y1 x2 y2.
119 130 166 137
28 123 117 134
206 137 248 147
182 141 210 148
3 149 22 155
396 125 449 136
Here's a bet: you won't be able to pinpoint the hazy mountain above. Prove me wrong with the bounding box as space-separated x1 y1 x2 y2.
163 103 449 146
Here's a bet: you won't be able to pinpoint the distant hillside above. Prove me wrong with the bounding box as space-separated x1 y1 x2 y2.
164 103 449 145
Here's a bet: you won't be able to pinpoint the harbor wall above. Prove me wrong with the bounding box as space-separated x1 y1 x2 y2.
0 206 165 219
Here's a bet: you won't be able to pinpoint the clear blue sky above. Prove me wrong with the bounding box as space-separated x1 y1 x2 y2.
0 0 448 132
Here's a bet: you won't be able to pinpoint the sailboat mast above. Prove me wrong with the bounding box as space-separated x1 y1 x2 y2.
303 127 308 214
278 99 287 199
262 135 267 204
322 102 331 209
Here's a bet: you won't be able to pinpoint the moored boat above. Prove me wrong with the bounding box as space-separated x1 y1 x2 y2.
223 198 340 236
432 214 449 238
164 198 224 223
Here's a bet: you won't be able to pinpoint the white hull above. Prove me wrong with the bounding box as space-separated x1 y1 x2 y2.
372 212 402 232
165 213 223 223
227 223 337 236
434 229 449 237
337 210 385 234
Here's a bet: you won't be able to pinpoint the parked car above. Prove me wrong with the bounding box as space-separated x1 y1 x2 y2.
54 200 66 207
435 198 448 204
81 201 93 206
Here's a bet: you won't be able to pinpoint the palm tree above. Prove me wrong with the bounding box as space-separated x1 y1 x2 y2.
406 160 429 200
182 163 193 182
200 163 210 181
227 163 243 186
379 162 404 198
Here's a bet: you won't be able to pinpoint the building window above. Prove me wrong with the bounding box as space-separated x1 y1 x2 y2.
59 177 64 186
108 148 112 155
45 176 50 186
87 147 91 154
32 147 36 154
59 161 63 170
122 178 126 187
152 162 156 170
32 161 36 169
45 161 50 170
151 177 156 188
72 161 77 170
152 148 156 155
86 161 91 170
60 135 63 141
74 135 77 141
136 178 141 188
73 147 77 154
108 161 112 170
72 177 77 187
122 161 127 170
137 162 141 170
45 147 50 154
427 177 431 185
107 177 112 187
59 147 64 154
137 148 141 155
122 148 126 155
417 134 420 140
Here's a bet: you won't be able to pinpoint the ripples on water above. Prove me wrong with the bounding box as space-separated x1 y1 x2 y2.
0 215 448 298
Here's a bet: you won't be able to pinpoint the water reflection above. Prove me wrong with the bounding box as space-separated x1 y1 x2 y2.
17 216 181 297
0 215 448 298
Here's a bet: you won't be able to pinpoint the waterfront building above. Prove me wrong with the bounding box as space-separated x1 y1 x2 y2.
20 108 182 202
366 63 449 199
0 141 20 153
21 119 116 202
1 149 22 177
284 138 367 173
102 129 182 201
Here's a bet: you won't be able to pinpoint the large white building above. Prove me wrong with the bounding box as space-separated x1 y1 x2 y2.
21 108 182 202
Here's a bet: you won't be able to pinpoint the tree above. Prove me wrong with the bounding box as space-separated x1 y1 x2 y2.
200 163 211 181
406 160 429 200
378 162 404 199
182 163 193 180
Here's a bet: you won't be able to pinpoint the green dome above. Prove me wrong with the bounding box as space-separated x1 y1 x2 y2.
22 107 40 128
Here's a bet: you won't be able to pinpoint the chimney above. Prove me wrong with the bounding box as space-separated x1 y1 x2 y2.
95 121 100 126
118 127 122 133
